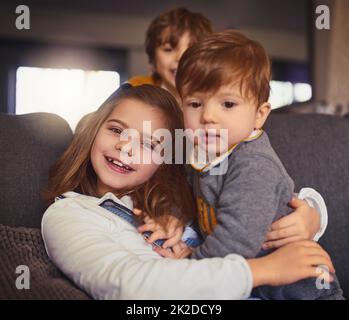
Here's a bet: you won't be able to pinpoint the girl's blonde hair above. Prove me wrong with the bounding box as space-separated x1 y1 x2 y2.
45 84 195 225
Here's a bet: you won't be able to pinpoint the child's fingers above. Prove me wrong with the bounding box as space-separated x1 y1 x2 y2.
266 225 298 241
304 267 334 282
178 247 193 259
283 241 335 273
306 255 335 274
262 236 302 249
270 215 296 230
170 243 192 259
294 240 319 248
288 197 307 209
133 208 143 216
144 216 154 224
162 233 183 249
153 246 173 258
146 230 165 243
179 241 188 249
297 243 335 273
314 266 335 282
137 222 157 233
171 243 183 254
168 226 184 240
166 224 177 237
306 247 333 271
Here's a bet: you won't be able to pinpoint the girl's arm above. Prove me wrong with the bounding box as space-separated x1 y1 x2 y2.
42 196 334 299
42 198 252 299
155 240 335 288
247 240 334 287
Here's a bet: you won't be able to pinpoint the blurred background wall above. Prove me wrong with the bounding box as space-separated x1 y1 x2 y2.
0 0 347 128
0 0 309 76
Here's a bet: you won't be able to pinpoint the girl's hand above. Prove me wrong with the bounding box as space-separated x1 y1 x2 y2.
133 208 184 248
153 241 193 259
262 197 320 249
248 240 335 288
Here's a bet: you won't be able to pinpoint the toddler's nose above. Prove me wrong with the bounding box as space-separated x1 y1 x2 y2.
201 105 217 124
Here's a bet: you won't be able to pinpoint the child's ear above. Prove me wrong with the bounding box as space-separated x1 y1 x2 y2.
255 102 271 129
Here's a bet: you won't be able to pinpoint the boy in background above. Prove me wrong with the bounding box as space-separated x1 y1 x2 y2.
128 7 213 102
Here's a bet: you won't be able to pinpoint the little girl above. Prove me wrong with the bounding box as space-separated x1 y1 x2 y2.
41 84 334 300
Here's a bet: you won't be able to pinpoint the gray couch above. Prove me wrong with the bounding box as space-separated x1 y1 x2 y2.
0 112 348 299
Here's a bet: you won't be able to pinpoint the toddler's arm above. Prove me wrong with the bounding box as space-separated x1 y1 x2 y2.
297 187 328 241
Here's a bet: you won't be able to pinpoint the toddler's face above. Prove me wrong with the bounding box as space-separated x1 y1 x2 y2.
91 98 167 196
153 31 191 93
182 83 270 157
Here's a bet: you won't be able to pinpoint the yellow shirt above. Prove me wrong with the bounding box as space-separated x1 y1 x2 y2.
127 75 156 87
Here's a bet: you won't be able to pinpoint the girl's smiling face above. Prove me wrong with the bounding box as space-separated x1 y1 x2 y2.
90 98 167 196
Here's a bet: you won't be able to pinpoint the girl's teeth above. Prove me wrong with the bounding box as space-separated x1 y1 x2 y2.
107 157 131 171
112 160 123 167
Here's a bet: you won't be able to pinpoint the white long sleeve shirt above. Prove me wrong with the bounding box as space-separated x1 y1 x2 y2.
41 192 253 300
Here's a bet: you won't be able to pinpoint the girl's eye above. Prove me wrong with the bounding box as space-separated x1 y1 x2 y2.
223 101 237 109
188 101 201 108
110 127 122 135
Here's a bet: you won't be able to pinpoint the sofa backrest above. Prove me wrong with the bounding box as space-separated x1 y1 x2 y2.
1 112 348 298
265 113 349 298
0 113 73 228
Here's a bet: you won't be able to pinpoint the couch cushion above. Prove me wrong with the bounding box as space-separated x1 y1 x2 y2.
0 113 73 228
0 224 91 299
265 113 349 298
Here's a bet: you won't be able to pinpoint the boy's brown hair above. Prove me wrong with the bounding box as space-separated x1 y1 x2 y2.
176 29 272 106
145 7 213 65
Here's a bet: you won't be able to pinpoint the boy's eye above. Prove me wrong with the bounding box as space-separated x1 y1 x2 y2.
162 44 173 52
109 127 122 135
223 101 237 109
188 101 201 108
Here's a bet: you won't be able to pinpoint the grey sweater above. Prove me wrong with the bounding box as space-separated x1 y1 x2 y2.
189 131 294 260
188 131 344 299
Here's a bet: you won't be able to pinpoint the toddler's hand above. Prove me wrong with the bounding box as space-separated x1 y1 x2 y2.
262 197 320 249
133 208 184 248
153 241 193 259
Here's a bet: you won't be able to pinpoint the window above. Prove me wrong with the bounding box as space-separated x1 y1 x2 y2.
16 67 120 130
269 81 312 109
269 59 312 109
